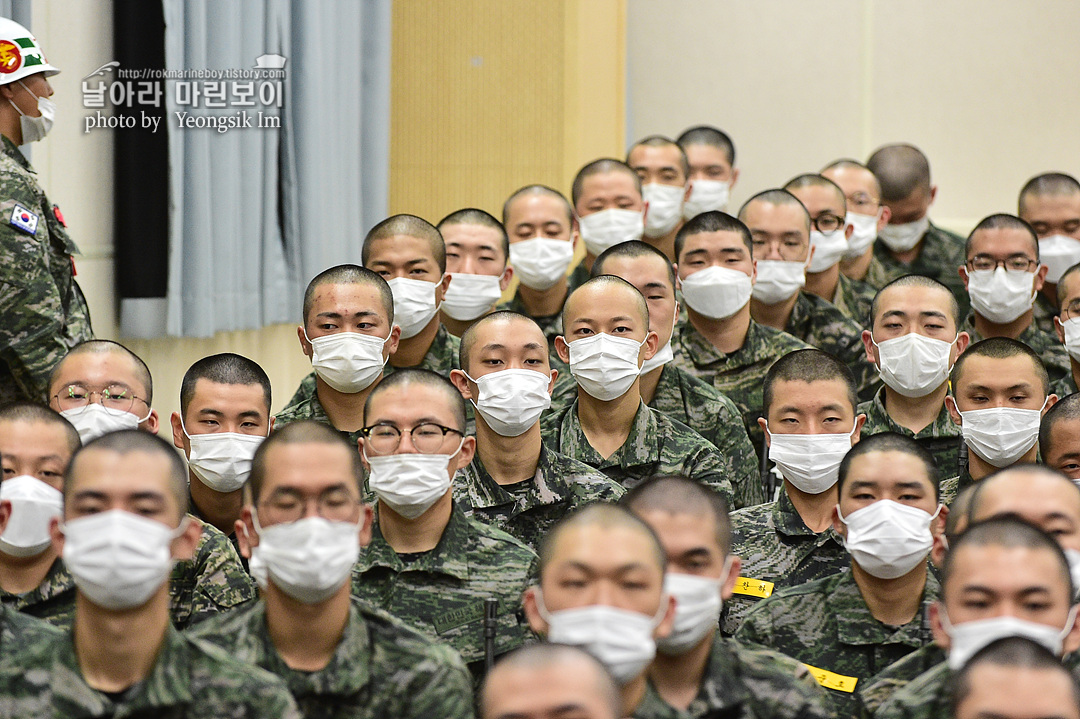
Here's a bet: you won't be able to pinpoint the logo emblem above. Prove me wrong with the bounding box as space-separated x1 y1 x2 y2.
0 40 22 74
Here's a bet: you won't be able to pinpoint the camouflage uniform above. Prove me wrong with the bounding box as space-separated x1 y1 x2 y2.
937 470 969 508
567 260 590 293
858 388 964 479
784 291 880 402
188 597 475 718
0 135 93 405
453 441 625 552
671 319 812 454
1033 292 1057 335
0 603 61 666
857 644 945 718
275 391 364 452
542 399 735 502
736 569 941 719
1052 372 1077 398
634 633 832 719
866 223 969 318
962 313 1071 385
351 503 538 680
723 490 849 636
285 323 462 407
0 517 255 630
832 273 877 326
0 623 301 717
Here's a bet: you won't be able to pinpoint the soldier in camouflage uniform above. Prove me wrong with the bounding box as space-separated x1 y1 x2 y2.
871 515 1080 719
821 160 891 290
583 240 764 507
624 475 832 719
864 144 968 317
571 158 647 280
739 188 879 402
1018 173 1080 336
626 135 689 262
436 207 514 338
1050 263 1080 398
0 19 92 406
724 349 865 636
858 276 969 477
542 276 734 501
737 434 945 719
189 421 475 718
944 337 1055 490
449 311 624 552
958 213 1070 385
786 173 877 325
0 429 302 717
355 369 537 682
481 644 622 719
1042 394 1080 483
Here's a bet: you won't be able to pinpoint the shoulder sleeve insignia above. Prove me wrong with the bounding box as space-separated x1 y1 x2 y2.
10 203 38 235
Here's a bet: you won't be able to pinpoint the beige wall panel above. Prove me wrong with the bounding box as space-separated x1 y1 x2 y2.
627 0 1080 236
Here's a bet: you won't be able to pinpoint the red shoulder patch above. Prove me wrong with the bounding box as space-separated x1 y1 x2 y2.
53 205 66 227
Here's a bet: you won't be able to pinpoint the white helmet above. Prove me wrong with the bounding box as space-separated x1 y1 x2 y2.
0 18 59 85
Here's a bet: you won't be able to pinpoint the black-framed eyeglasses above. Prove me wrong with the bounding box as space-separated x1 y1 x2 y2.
1062 299 1080 320
52 384 149 415
360 422 464 455
257 486 361 524
966 254 1038 273
811 213 846 233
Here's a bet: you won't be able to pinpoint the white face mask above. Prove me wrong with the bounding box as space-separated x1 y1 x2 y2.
249 512 361 604
1062 317 1080 363
873 333 957 398
844 211 880 259
441 273 504 322
578 209 644 256
682 180 730 220
365 441 461 519
306 329 390 394
61 509 184 610
751 260 806 305
807 229 849 273
59 403 148 444
1065 549 1080 598
878 216 930 253
0 475 62 557
10 80 55 144
767 424 857 494
967 267 1037 324
1039 235 1080 284
386 276 441 339
839 500 939 579
182 419 266 494
642 183 685 238
536 590 666 684
566 332 646 402
656 560 732 656
941 606 1078 671
680 265 753 320
959 401 1047 468
466 368 552 437
509 238 575 292
639 339 673 376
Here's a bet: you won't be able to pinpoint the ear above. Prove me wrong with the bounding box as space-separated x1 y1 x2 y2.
437 273 452 301
1063 606 1080 655
929 186 938 205
945 395 962 426
931 504 949 539
386 324 401 358
929 602 951 649
804 243 816 266
844 222 854 241
832 504 846 537
357 437 371 472
49 515 64 557
554 336 571 365
1056 315 1066 345
268 416 276 433
0 499 10 536
930 533 949 569
449 369 474 400
358 504 375 547
546 369 557 395
719 555 742 601
236 507 257 559
641 330 660 362
641 201 650 227
653 592 677 641
955 331 971 357
298 325 313 359
959 265 969 290
730 168 740 190
454 436 476 471
170 411 188 453
852 414 866 443
673 263 682 291
171 516 203 562
749 259 757 284
143 409 160 435
499 265 514 292
877 205 892 231
862 329 877 365
758 417 770 447
1035 263 1049 292
682 184 692 203
1044 394 1059 415
522 586 549 635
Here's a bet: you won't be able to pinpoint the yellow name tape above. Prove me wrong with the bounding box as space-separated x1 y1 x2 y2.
803 663 858 693
732 577 774 599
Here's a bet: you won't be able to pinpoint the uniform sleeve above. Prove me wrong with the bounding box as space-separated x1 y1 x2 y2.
176 522 257 629
686 442 736 505
401 646 476 719
713 397 765 508
734 599 775 649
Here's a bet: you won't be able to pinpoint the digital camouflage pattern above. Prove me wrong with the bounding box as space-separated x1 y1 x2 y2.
0 517 255 630
188 597 475 719
832 273 877 326
0 603 61 666
937 471 967 508
858 388 964 479
633 633 833 719
453 441 625 552
671 319 812 454
857 644 945 718
859 254 891 290
962 312 1071 385
1052 372 1077 398
546 363 763 508
0 624 302 718
783 291 879 402
351 503 537 680
866 223 969 319
541 399 735 502
723 490 849 636
0 135 93 405
284 323 462 407
736 569 941 719
275 391 364 452
1033 292 1057 335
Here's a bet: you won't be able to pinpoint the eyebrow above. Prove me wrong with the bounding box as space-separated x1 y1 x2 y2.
880 309 949 321
195 408 264 419
448 242 499 253
71 490 167 503
315 309 380 319
963 382 1034 393
775 402 846 414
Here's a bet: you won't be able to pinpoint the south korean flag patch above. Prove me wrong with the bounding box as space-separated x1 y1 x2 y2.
10 204 38 235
